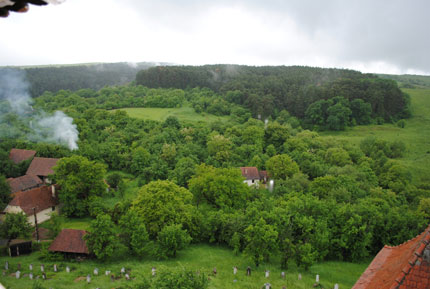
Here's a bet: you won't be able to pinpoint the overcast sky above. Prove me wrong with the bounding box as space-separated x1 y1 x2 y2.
0 0 429 74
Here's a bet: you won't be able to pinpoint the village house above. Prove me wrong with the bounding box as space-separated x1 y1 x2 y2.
352 224 430 289
26 157 59 184
8 148 36 164
7 174 43 195
49 229 89 258
3 185 59 225
240 167 260 186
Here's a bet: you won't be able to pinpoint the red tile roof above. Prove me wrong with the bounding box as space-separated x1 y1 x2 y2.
8 185 58 215
352 225 430 289
9 148 36 164
26 157 59 177
240 167 260 180
7 175 43 194
48 229 89 254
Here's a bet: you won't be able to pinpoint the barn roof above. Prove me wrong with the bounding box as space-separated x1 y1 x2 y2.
9 148 36 164
7 175 43 194
240 167 260 180
48 229 89 254
26 157 59 177
8 185 58 215
352 224 430 289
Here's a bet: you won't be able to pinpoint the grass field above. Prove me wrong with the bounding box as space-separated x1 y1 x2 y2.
112 105 230 124
320 88 430 183
0 244 368 289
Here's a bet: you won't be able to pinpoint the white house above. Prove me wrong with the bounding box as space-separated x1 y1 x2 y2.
3 185 59 225
240 167 261 186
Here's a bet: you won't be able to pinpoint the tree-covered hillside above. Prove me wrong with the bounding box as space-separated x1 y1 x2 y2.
14 62 164 97
136 65 411 129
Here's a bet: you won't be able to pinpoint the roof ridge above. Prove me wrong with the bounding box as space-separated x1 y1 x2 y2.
384 224 430 249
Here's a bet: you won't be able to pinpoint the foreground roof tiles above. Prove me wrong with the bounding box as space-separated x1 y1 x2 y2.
7 174 43 194
48 229 89 254
8 185 58 215
240 167 260 180
26 157 59 177
9 148 36 164
352 224 430 289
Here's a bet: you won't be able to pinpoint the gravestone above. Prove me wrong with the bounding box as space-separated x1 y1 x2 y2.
281 271 285 279
125 273 130 280
151 267 156 276
265 270 270 278
41 264 44 272
298 273 302 280
42 272 46 280
94 268 98 275
66 266 70 273
86 274 91 283
334 284 339 289
29 264 33 271
105 270 111 276
121 267 125 274
246 266 251 276
316 274 320 283
233 266 237 275
4 261 8 270
264 282 271 289
53 264 57 272
29 273 33 280
16 270 20 279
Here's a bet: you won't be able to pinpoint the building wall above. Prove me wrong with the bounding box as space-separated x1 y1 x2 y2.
27 206 59 225
2 205 58 226
243 179 259 187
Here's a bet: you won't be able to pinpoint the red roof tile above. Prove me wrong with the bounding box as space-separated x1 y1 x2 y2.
8 185 58 215
48 229 89 254
26 157 59 177
7 175 43 194
9 148 36 164
352 224 430 289
240 167 260 180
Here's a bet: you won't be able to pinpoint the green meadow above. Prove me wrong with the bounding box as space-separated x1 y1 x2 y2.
0 244 368 289
320 88 430 183
113 106 230 124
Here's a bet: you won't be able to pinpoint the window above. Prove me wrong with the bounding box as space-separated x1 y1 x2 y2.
52 206 55 211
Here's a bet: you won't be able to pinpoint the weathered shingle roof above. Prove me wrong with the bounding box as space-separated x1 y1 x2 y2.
240 167 260 180
26 157 59 177
7 175 43 194
9 148 36 164
352 224 430 289
48 229 89 254
8 185 58 215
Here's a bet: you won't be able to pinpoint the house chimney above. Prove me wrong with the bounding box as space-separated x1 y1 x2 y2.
51 185 55 198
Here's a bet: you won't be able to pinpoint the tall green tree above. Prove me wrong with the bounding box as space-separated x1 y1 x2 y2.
131 180 194 238
266 154 300 180
53 155 107 217
0 213 32 241
85 214 119 259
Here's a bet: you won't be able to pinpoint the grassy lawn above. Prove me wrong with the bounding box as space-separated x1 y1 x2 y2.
0 244 368 289
112 105 230 124
320 88 430 183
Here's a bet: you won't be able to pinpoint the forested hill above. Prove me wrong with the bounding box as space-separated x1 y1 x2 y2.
18 62 164 97
378 73 430 89
136 65 411 127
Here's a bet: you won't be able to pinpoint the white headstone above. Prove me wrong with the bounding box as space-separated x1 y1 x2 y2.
233 267 237 275
105 270 110 276
264 283 271 289
41 265 44 272
66 266 70 273
4 261 8 270
125 273 130 280
94 268 98 275
334 284 339 289
86 274 91 283
121 267 125 274
298 273 302 280
29 273 33 280
53 264 57 272
316 274 320 283
265 270 269 278
29 264 33 271
16 270 20 279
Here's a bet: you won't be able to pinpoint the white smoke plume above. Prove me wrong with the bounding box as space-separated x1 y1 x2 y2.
0 68 79 150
